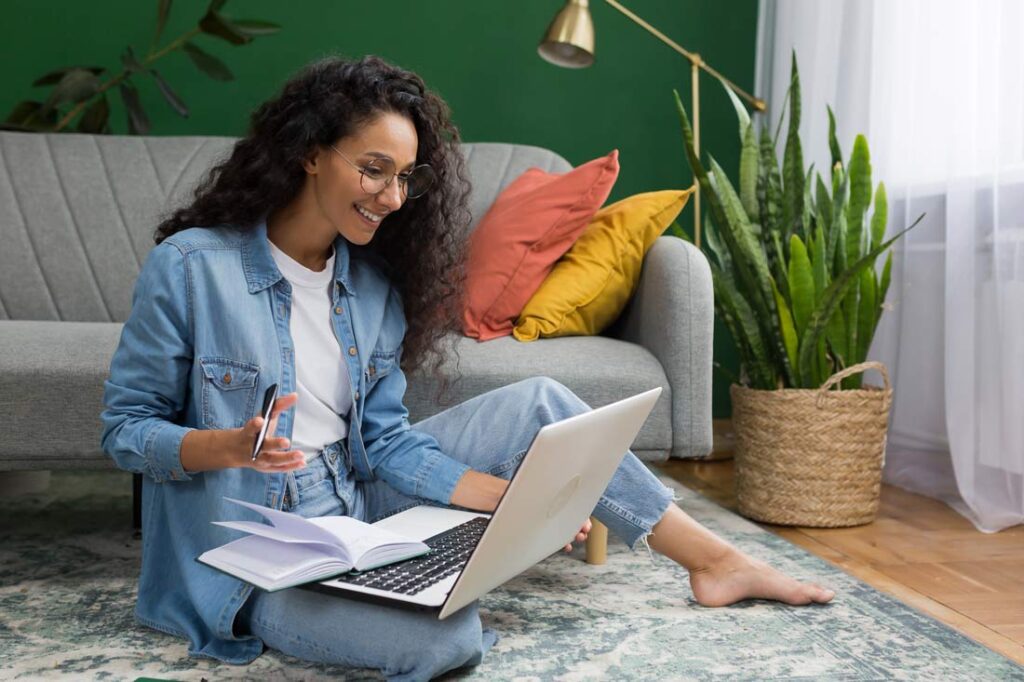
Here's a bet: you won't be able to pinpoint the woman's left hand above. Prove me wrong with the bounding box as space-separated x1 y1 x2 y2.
563 518 593 553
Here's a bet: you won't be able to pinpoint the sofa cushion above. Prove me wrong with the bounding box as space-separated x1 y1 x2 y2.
513 189 692 342
0 321 670 467
461 150 620 341
0 321 123 468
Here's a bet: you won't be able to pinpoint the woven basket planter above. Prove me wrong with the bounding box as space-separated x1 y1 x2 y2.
730 361 893 528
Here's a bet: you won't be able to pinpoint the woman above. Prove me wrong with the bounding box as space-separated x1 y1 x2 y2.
101 55 833 681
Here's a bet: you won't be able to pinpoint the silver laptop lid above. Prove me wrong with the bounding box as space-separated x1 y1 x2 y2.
439 387 663 619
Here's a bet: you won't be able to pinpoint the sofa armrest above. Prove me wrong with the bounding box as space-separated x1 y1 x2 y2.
608 236 713 458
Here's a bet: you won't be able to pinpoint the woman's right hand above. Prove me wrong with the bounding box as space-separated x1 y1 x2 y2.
236 392 305 473
180 392 306 474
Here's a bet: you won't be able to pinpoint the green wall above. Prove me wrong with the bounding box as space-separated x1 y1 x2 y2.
2 0 758 416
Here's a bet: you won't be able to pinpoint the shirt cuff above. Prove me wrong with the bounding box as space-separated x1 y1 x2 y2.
416 451 471 505
145 421 195 483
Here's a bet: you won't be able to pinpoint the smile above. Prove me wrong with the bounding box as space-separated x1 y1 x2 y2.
355 205 385 224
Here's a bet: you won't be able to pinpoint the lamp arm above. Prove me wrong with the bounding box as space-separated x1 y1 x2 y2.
602 0 766 112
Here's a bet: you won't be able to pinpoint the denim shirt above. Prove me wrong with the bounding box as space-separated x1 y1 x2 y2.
100 222 470 663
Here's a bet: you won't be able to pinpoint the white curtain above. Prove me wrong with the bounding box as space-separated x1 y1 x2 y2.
755 0 1024 532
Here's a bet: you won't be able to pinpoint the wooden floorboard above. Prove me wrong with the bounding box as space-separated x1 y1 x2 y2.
656 457 1024 666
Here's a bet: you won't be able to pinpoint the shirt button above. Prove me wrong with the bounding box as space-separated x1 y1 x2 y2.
354 391 360 401
334 306 343 315
348 346 357 356
223 373 232 384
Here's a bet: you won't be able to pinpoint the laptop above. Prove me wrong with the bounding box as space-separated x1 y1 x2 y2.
302 386 663 619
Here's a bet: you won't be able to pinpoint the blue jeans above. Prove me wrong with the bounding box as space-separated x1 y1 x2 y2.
237 377 675 681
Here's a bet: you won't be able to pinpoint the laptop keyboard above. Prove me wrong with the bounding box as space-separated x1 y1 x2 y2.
335 516 489 596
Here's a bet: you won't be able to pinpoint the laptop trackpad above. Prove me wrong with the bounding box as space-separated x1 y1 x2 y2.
372 506 489 542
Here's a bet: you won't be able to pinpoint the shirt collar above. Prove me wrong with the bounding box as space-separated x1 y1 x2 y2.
241 220 356 297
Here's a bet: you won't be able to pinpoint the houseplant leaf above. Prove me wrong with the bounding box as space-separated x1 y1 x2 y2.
827 105 843 168
846 134 872 268
118 82 151 134
876 251 893 328
871 181 888 251
772 278 799 385
149 70 189 117
739 122 759 221
32 66 105 87
199 7 253 45
76 94 109 133
232 19 282 37
788 234 815 342
781 53 804 245
41 68 101 114
183 41 234 81
797 215 923 377
156 0 173 44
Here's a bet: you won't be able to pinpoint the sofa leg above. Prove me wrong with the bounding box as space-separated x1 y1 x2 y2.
132 473 142 535
585 517 607 565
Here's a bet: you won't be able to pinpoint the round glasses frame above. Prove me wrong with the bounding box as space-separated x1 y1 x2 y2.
330 145 434 199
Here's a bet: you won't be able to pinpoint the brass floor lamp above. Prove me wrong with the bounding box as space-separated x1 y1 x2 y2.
538 0 766 249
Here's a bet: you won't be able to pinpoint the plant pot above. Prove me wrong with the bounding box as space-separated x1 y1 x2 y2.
730 361 893 528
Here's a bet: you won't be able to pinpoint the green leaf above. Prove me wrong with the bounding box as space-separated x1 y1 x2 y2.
719 75 751 142
846 134 872 268
183 41 234 81
758 124 782 240
811 225 828 305
856 268 877 368
827 105 843 168
714 268 776 388
41 69 101 114
2 100 57 131
797 216 923 377
702 211 730 271
149 70 189 117
826 302 848 369
871 181 888 251
772 278 800 385
76 94 109 133
815 173 832 236
199 8 253 45
709 155 796 387
32 66 104 87
156 0 173 44
232 19 281 37
739 122 758 220
121 47 145 73
877 250 893 328
788 235 815 342
118 82 151 135
780 53 804 245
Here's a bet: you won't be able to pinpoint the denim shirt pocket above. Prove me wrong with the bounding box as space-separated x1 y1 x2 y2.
199 357 259 429
364 349 397 390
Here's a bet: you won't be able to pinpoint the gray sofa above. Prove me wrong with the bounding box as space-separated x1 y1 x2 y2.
0 131 712 482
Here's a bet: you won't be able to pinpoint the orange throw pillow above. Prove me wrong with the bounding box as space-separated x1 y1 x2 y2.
462 150 620 341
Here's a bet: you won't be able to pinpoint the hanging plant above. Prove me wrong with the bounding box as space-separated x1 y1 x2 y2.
3 0 280 135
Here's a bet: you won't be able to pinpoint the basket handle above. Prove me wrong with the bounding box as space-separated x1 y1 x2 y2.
815 361 891 410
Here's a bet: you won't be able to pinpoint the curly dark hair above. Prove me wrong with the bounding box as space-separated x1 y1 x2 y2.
155 55 471 380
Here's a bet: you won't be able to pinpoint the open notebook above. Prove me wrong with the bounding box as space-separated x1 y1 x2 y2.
197 498 430 591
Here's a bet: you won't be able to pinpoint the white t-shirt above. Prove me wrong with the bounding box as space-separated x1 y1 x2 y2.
269 240 352 461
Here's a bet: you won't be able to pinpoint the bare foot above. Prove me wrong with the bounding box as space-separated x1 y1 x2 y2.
688 547 835 607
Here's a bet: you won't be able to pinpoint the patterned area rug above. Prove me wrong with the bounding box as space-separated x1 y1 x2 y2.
1 470 1022 681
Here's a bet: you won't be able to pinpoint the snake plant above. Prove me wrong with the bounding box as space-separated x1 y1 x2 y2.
676 53 922 390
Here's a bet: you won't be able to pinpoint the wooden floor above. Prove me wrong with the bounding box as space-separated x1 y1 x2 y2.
656 456 1024 665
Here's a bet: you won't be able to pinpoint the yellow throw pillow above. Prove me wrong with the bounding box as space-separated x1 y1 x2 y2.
512 188 693 342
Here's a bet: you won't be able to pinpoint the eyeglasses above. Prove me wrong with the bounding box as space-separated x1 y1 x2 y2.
330 145 435 199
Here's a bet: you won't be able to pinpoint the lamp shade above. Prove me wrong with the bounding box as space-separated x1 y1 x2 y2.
538 0 595 68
